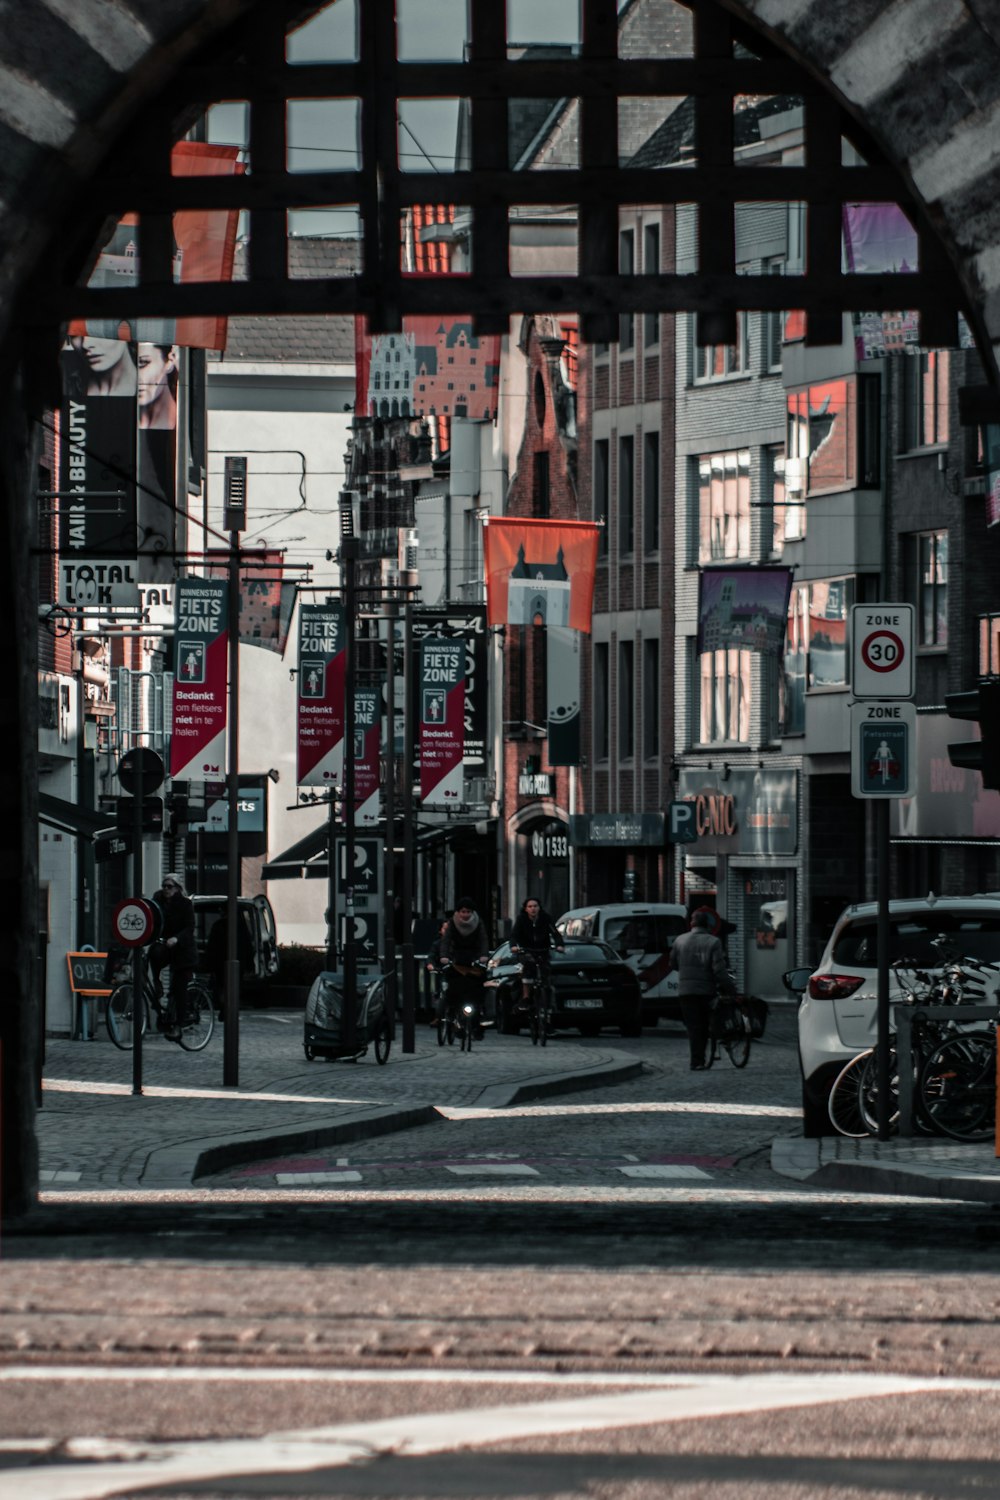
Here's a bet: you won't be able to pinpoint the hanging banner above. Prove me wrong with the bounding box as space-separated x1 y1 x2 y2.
419 636 465 806
410 606 488 769
297 602 346 787
355 314 500 422
547 625 581 766
354 688 382 827
68 142 243 351
58 341 138 561
170 577 229 782
207 548 297 653
697 567 793 659
484 518 600 633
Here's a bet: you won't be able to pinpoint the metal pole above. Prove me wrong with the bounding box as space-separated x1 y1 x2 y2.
382 598 398 1028
401 594 416 1052
224 530 240 1087
341 529 359 1052
131 747 144 1096
875 798 891 1140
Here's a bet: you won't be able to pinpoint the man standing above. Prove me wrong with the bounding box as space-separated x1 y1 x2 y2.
668 909 736 1070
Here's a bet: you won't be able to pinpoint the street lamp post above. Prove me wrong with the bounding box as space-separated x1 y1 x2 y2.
223 456 246 1088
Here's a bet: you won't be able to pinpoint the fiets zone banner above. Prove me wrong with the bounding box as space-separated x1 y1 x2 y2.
354 688 382 827
170 578 228 781
297 602 346 787
419 636 465 806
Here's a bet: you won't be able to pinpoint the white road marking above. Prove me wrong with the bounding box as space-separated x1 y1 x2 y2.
9 1371 1000 1500
618 1164 712 1180
39 1185 940 1206
44 1079 377 1106
438 1101 801 1120
274 1171 363 1185
38 1170 82 1183
444 1163 540 1176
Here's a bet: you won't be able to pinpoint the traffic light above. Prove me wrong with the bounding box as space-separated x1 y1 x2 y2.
946 680 1000 790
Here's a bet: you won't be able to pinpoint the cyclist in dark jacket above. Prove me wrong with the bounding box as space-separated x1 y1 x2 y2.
149 875 198 1037
438 897 489 1023
510 897 565 1003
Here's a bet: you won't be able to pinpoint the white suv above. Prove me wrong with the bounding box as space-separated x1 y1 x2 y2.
788 894 1000 1136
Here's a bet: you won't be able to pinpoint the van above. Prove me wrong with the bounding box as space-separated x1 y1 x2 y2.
554 903 688 1023
191 893 280 999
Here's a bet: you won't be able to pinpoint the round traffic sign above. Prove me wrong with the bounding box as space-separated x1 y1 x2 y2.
112 897 156 948
117 747 165 795
860 629 905 675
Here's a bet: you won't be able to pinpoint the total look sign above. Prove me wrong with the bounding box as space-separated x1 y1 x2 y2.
170 578 229 782
297 603 347 787
850 603 916 798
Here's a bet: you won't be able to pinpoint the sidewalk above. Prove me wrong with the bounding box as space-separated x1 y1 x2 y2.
31 1011 1000 1205
33 1013 645 1192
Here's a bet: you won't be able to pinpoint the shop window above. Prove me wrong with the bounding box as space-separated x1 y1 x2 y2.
698 646 750 745
697 449 751 563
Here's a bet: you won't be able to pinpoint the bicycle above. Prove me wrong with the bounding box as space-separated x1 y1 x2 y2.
106 955 215 1052
706 992 752 1069
527 971 554 1048
437 960 486 1053
919 1028 996 1141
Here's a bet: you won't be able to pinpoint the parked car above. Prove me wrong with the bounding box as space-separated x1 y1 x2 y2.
485 937 643 1038
788 894 1000 1136
554 903 687 1023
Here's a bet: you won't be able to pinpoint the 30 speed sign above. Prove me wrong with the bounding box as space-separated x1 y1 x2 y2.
850 604 915 699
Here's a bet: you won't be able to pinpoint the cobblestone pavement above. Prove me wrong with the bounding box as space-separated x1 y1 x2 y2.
31 1005 1000 1204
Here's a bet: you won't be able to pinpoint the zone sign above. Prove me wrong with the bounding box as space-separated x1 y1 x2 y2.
851 604 915 699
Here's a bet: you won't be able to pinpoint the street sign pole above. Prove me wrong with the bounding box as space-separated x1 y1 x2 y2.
131 751 144 1097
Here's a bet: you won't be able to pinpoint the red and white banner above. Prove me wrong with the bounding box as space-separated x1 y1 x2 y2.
483 518 600 634
297 602 346 787
419 636 464 807
170 578 228 781
354 688 381 827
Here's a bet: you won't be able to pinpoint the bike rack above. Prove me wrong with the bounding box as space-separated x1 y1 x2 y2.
895 1004 999 1137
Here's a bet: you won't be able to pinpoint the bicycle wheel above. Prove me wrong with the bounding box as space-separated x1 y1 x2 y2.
539 1005 548 1047
437 1017 447 1046
177 982 215 1052
106 983 147 1050
857 1046 900 1135
919 1032 996 1141
374 1018 392 1065
828 1049 873 1137
530 1001 540 1046
723 1016 751 1069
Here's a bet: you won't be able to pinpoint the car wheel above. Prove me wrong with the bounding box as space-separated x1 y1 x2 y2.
578 1021 601 1038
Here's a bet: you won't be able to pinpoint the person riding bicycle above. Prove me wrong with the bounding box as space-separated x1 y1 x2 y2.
438 897 489 1028
148 874 198 1039
510 897 565 1007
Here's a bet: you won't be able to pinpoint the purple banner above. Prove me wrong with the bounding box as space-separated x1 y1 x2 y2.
697 568 793 659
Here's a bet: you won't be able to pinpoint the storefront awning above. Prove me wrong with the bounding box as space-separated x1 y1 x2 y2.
261 823 329 880
39 793 115 842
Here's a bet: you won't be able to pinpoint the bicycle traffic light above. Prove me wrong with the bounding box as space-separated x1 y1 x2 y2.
946 679 1000 791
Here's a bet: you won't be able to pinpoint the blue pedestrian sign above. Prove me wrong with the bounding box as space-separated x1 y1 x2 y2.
851 701 916 798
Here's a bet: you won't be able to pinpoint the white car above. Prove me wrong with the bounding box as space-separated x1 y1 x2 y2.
787 894 1000 1136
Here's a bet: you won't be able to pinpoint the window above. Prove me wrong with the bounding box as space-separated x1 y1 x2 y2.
902 350 950 449
618 640 635 758
619 229 635 351
533 451 550 518
532 621 547 728
618 435 634 553
642 637 660 758
763 257 784 371
643 430 660 552
914 530 948 648
594 642 609 759
694 312 749 381
787 377 857 496
766 445 795 553
594 438 609 556
697 449 751 563
643 222 660 346
781 578 852 733
698 647 750 744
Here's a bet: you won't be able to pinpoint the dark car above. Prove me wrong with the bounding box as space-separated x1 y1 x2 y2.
485 938 643 1038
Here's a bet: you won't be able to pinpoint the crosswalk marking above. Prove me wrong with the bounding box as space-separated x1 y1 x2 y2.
445 1163 540 1176
275 1171 362 1185
617 1164 712 1180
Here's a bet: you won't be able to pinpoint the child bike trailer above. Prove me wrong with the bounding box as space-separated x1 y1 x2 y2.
303 971 392 1064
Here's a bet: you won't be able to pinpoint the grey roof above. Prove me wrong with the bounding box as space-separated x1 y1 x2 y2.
626 92 803 170
218 238 358 363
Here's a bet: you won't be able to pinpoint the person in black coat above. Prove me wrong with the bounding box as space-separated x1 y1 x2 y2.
149 874 198 1037
510 897 564 1003
438 896 489 1023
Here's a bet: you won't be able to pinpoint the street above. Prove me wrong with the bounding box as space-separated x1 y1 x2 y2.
6 1011 1000 1496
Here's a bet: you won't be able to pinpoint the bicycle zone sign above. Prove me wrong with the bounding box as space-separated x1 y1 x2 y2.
112 897 157 948
850 604 915 699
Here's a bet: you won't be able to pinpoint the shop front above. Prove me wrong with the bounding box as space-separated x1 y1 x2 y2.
676 766 799 996
569 812 667 908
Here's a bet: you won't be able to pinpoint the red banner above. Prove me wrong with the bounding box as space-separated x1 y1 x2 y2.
483 518 600 634
297 603 346 787
355 314 500 422
419 636 464 806
354 688 381 826
170 578 229 781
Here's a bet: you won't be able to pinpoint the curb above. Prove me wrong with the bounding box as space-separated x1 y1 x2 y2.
770 1137 1000 1205
477 1056 646 1109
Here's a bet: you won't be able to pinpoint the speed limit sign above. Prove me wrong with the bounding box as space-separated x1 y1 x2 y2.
850 604 915 699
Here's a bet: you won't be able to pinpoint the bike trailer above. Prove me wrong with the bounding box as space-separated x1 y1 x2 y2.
304 970 389 1061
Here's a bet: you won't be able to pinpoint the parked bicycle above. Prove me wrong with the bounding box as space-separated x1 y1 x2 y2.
106 952 215 1052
